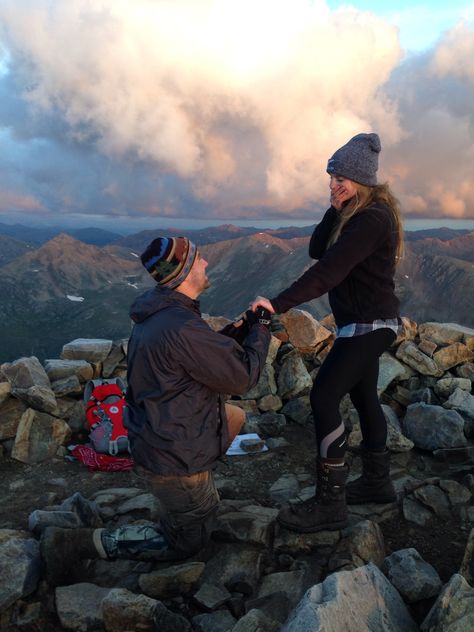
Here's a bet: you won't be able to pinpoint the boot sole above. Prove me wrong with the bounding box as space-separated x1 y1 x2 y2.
277 517 348 533
346 495 397 505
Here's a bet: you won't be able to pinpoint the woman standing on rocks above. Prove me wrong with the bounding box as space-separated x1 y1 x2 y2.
251 133 404 533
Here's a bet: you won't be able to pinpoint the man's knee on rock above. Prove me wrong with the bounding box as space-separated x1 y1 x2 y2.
170 512 217 558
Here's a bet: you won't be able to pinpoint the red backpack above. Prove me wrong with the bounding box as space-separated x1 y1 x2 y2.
84 378 130 456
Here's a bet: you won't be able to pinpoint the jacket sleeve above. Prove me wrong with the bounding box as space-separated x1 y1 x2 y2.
177 317 271 395
270 207 390 313
309 207 338 259
219 320 250 346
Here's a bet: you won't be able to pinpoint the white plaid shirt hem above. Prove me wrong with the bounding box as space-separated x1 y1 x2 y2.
336 318 402 338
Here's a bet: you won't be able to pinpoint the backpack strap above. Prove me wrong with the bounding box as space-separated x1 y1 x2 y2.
108 437 129 456
84 378 126 405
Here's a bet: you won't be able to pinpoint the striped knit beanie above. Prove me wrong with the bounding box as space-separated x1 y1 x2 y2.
140 237 197 289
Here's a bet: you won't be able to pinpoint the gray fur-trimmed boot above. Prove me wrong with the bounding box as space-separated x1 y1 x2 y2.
346 444 396 504
277 460 349 533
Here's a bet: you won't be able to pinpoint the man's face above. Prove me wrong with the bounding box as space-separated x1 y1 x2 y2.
189 252 210 294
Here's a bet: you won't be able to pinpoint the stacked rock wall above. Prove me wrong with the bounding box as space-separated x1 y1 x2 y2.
1 312 473 465
0 338 127 463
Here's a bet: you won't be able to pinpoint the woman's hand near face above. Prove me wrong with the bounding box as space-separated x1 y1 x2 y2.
329 176 357 210
249 296 275 313
330 184 347 210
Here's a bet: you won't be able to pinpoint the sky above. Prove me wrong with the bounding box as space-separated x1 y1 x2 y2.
1 0 474 231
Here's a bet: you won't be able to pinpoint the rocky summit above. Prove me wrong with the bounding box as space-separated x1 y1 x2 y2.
1 311 474 631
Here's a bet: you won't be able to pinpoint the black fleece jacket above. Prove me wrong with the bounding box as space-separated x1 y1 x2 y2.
125 286 270 475
270 203 400 326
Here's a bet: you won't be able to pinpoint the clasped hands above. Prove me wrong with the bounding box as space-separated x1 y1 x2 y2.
226 296 274 334
245 296 274 328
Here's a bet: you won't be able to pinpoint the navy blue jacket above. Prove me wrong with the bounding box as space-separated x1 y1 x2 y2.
125 286 270 475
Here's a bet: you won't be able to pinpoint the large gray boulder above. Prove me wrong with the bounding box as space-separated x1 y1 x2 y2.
418 322 474 346
269 474 300 505
281 396 312 425
378 353 413 394
420 573 474 631
382 548 442 603
55 583 111 631
2 356 51 390
328 520 386 572
43 359 94 383
257 570 306 610
101 587 190 632
348 405 414 452
279 309 332 351
0 398 27 440
395 341 443 377
13 385 58 414
61 338 113 362
277 350 312 400
11 408 72 464
2 356 57 413
444 387 474 420
214 505 276 547
202 543 264 597
232 608 280 632
138 561 205 599
0 529 41 612
281 563 418 631
0 381 11 406
244 364 277 400
434 377 471 399
403 403 467 450
433 343 474 371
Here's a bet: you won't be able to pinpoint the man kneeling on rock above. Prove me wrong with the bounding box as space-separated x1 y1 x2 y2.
42 236 271 586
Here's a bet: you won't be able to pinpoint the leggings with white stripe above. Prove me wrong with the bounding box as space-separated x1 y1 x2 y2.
311 328 396 459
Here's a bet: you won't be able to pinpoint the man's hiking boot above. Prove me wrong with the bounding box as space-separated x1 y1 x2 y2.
346 444 396 504
100 523 177 562
41 524 176 586
277 460 349 533
40 527 102 587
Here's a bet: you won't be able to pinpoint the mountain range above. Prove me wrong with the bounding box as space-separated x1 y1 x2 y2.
0 222 124 246
0 224 472 363
2 220 472 248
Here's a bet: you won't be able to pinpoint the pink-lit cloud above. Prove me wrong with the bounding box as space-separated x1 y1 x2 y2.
0 189 43 212
0 1 473 221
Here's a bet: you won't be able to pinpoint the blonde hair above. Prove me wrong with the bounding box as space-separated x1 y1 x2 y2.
327 182 404 263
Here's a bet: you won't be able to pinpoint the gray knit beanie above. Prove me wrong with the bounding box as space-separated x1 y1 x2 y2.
326 133 381 186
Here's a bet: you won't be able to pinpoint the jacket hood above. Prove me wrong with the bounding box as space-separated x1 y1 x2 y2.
130 285 201 323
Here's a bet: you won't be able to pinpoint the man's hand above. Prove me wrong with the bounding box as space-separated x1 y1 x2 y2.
249 296 275 314
219 317 248 343
245 307 272 329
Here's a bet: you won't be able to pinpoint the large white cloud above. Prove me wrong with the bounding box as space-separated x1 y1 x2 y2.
0 0 402 215
0 0 473 221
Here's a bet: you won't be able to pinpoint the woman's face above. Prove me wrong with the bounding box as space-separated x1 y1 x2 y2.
329 175 358 204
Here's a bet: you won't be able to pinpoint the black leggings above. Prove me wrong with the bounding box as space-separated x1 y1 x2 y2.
310 328 396 459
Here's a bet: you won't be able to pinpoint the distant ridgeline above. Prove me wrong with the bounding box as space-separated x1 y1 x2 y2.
0 227 473 362
1 312 473 468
